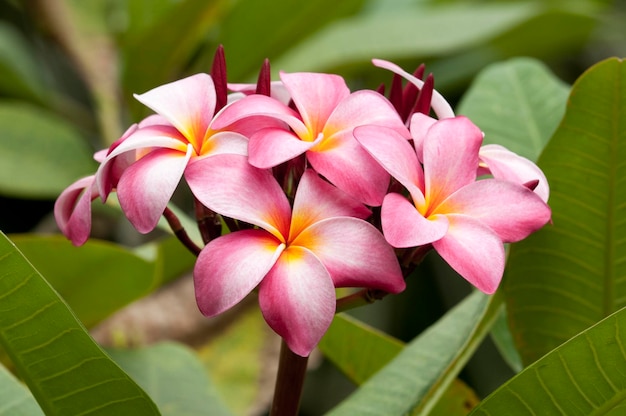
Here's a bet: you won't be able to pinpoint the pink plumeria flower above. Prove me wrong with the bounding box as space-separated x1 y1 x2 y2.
186 155 405 356
94 73 278 234
354 116 551 294
54 125 139 246
212 71 409 206
377 59 550 201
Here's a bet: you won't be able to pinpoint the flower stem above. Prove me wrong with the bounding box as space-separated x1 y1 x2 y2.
163 207 202 256
270 340 309 416
336 288 388 313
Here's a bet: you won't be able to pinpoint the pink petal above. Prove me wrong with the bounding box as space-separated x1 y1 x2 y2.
324 90 408 139
211 94 305 137
248 127 315 168
381 192 448 247
436 179 551 243
353 124 424 202
96 125 188 198
185 154 291 238
423 116 483 211
134 73 216 146
228 81 291 104
280 71 350 136
289 170 371 240
117 146 192 233
306 134 391 206
199 130 249 157
194 229 283 316
409 112 437 162
293 217 405 293
259 246 336 357
479 144 550 202
54 176 97 246
432 214 505 294
371 59 455 119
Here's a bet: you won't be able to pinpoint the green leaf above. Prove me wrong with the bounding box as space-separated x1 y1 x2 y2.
0 232 160 415
121 0 231 115
274 3 540 73
106 342 232 416
0 102 96 199
469 305 626 415
503 57 626 365
457 57 570 161
0 23 46 102
327 290 501 416
10 235 158 328
197 305 272 415
490 309 523 374
0 363 44 416
207 0 365 81
319 313 404 385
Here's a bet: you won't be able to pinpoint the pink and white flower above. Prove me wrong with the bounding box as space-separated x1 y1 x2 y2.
211 71 410 206
354 116 551 294
187 155 405 356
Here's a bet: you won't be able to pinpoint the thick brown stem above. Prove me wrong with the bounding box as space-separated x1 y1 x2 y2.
270 340 309 416
163 207 202 256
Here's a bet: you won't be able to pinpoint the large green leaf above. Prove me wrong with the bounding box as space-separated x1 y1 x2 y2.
319 313 404 384
10 235 158 328
457 57 570 161
196 305 271 415
207 0 365 80
0 232 159 415
0 23 46 102
107 342 232 416
0 103 96 199
469 304 626 415
121 0 231 116
327 290 501 415
504 57 626 365
273 3 540 73
0 363 44 416
320 312 479 415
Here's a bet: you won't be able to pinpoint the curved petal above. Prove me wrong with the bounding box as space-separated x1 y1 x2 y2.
259 246 336 357
423 116 483 210
228 80 291 104
353 124 424 201
432 214 505 294
372 59 455 119
293 217 405 293
479 144 550 202
436 179 551 243
199 130 249 157
117 145 192 233
134 73 216 146
194 229 283 316
306 135 390 206
289 170 371 240
54 176 97 246
96 125 188 198
211 94 306 137
185 154 291 238
409 112 437 162
248 127 315 169
324 90 408 139
280 71 350 137
381 192 448 248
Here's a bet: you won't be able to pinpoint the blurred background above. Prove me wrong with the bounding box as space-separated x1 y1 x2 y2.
0 0 624 414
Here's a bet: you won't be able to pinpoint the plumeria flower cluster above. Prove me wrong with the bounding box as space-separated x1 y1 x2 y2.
55 48 551 357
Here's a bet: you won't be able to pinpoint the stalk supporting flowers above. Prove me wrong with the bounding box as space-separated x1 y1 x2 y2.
55 48 551 415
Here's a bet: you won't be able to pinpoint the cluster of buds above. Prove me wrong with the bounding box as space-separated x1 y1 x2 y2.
55 47 550 356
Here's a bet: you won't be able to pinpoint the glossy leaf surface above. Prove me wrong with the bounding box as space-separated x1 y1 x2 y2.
504 57 626 364
0 232 160 415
